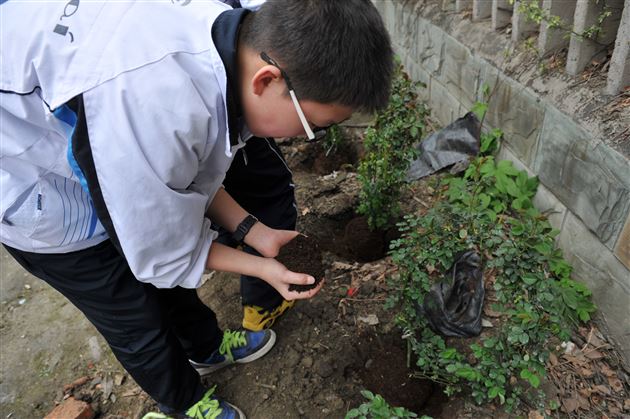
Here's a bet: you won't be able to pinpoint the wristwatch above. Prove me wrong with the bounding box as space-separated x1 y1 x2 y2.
232 214 258 243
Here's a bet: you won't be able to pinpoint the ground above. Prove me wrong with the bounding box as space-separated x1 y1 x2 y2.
1 136 628 418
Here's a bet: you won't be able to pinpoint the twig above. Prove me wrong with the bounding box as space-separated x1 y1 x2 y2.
254 383 277 390
343 297 387 302
412 196 429 208
581 327 594 352
316 342 331 350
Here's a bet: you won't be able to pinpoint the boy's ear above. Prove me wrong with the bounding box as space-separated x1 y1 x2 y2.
250 65 283 96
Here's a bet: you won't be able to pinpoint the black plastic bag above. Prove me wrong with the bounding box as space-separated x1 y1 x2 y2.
419 250 484 338
407 112 481 181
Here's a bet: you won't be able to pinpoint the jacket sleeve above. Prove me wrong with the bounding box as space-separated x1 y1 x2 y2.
81 57 223 288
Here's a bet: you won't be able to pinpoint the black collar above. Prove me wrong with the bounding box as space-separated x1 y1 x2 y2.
211 8 250 147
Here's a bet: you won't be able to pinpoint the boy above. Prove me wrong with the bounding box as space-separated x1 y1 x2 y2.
0 0 393 418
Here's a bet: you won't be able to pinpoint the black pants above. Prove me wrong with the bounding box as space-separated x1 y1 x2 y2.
222 137 297 311
3 138 295 410
4 240 218 412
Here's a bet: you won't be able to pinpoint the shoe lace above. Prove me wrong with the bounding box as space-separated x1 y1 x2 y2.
185 386 222 419
219 329 247 362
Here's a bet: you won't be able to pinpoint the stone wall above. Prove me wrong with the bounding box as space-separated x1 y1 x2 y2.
374 0 630 366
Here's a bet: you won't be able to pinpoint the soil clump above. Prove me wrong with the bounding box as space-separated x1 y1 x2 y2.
276 234 325 292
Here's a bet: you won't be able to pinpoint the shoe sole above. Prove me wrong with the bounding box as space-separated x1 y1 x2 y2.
193 330 277 376
227 401 246 419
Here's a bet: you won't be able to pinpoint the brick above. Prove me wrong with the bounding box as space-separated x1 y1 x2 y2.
44 397 95 419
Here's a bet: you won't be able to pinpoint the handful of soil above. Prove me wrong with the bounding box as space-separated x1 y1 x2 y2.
276 234 325 292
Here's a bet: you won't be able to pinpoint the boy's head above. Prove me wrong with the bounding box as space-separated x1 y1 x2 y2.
237 0 394 139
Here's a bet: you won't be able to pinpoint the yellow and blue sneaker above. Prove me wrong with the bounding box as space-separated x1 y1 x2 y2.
142 386 245 419
189 329 276 376
242 300 295 331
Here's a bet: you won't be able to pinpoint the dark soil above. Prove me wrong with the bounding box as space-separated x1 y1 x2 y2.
351 332 448 417
343 216 403 263
283 138 360 176
343 216 386 262
276 234 325 292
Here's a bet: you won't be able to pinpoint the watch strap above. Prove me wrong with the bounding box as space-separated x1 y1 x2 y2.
232 214 258 243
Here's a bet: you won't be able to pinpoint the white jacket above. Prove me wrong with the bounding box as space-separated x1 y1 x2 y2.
1 0 253 288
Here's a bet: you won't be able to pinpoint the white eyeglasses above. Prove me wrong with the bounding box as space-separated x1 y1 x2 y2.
260 52 331 141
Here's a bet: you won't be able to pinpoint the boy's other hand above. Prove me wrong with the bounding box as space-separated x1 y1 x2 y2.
262 258 323 301
245 224 298 258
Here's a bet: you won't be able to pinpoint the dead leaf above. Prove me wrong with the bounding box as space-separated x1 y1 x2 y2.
577 394 590 410
593 385 611 396
562 398 579 413
585 350 605 360
528 410 544 419
331 262 355 271
549 353 559 366
624 399 630 410
425 264 436 274
114 373 125 386
579 367 594 378
608 377 623 393
599 363 616 377
301 207 311 216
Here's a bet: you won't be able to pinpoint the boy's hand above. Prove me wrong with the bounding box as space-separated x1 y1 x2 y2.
261 258 323 301
244 223 298 258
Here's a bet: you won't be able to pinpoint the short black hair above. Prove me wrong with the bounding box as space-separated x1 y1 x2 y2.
240 0 394 113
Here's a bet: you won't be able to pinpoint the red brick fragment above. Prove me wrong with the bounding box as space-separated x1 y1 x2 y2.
44 397 95 419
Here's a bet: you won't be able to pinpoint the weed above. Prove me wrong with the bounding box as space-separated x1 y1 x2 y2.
357 59 429 230
387 127 595 411
345 390 429 419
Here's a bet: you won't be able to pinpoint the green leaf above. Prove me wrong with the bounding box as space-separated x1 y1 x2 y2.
360 390 375 400
488 386 502 399
471 102 488 120
459 229 468 239
522 275 538 285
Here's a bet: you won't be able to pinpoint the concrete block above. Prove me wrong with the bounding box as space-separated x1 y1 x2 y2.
401 53 432 103
438 33 481 107
456 0 473 13
441 0 456 12
606 1 630 95
412 21 445 77
567 0 624 75
615 213 630 269
496 147 568 233
429 79 463 125
473 0 493 20
479 67 544 166
538 0 577 55
492 0 513 30
534 106 630 249
558 211 630 366
512 0 540 42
